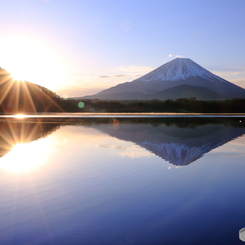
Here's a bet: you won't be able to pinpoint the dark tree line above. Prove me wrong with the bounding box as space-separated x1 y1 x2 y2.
58 98 245 113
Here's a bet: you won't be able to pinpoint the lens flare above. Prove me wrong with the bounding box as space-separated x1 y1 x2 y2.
78 101 85 109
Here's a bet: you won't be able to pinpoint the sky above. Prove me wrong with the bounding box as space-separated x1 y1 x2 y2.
0 0 245 98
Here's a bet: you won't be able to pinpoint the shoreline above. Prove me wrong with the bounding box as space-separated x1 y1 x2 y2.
1 112 245 118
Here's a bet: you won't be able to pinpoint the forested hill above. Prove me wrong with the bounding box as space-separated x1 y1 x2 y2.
0 67 63 113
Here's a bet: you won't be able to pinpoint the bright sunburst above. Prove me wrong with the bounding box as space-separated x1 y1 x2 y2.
10 69 27 82
0 34 67 91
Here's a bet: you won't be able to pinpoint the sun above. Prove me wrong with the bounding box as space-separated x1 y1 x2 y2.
0 35 67 91
10 68 28 82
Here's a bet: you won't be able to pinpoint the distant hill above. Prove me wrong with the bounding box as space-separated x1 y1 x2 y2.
0 67 63 113
81 58 245 100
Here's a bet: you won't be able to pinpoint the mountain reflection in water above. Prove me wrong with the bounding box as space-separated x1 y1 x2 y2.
1 117 244 166
1 117 245 245
92 118 245 165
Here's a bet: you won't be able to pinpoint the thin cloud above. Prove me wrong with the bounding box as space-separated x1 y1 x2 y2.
168 54 183 58
97 75 110 79
110 65 155 81
97 144 154 158
97 74 127 79
115 74 126 78
219 66 245 72
118 65 153 73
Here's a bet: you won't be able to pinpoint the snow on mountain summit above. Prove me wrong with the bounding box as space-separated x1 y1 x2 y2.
139 58 226 83
84 57 245 100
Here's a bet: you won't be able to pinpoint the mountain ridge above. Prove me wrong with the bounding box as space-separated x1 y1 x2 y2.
81 58 245 100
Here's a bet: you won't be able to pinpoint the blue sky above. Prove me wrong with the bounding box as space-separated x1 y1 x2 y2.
0 0 245 97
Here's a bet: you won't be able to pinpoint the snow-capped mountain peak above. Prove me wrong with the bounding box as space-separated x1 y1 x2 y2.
139 58 226 83
83 57 245 100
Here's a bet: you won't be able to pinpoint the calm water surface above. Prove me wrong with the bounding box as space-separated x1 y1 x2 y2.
0 117 245 244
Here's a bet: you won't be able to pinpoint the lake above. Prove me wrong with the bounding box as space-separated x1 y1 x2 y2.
0 115 245 244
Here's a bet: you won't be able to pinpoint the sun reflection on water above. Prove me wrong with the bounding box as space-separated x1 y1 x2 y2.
15 114 26 119
0 139 52 174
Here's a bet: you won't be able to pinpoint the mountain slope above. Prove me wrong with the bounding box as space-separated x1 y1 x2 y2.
83 58 245 100
151 84 227 100
82 84 227 100
0 67 63 113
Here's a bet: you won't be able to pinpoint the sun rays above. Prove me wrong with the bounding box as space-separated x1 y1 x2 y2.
0 35 67 91
0 68 63 175
0 67 64 113
0 119 59 174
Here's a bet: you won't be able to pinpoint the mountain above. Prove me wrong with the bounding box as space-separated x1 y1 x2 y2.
147 84 227 100
90 118 245 166
0 67 63 113
82 58 245 100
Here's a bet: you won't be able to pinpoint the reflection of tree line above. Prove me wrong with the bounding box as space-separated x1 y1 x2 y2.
0 117 245 165
8 117 245 127
0 120 60 157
